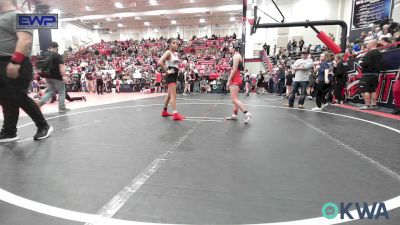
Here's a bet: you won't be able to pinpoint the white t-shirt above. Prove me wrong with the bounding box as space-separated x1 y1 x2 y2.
292 58 314 82
379 33 392 41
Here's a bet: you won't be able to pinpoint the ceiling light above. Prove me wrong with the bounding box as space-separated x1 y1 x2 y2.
106 18 112 21
199 18 205 23
85 6 92 11
230 17 235 22
114 2 123 8
190 0 195 2
154 29 158 32
134 16 141 20
149 0 157 5
93 25 100 29
118 23 123 27
51 9 61 14
171 20 176 24
144 21 150 26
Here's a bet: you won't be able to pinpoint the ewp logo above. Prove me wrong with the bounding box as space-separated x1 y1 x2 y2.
322 202 389 220
16 14 58 29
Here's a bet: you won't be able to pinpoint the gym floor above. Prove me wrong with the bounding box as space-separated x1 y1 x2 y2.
0 93 399 225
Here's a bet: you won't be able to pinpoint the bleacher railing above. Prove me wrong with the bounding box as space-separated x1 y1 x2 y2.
260 50 273 73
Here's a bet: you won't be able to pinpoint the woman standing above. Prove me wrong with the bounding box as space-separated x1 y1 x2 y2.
312 52 334 111
333 54 347 104
226 44 252 124
158 39 185 120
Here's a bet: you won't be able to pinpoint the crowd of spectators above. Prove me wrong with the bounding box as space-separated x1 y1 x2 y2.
30 20 400 113
254 20 400 114
31 33 239 96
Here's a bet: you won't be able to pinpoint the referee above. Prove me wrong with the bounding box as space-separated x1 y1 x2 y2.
0 0 52 142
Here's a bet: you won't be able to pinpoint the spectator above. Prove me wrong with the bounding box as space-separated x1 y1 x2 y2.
364 31 374 43
285 70 293 97
359 39 383 110
95 66 104 95
299 39 305 52
244 70 251 96
256 71 265 94
85 71 95 93
177 69 185 94
333 54 347 104
287 40 292 53
307 70 317 100
379 24 393 41
286 51 313 108
115 77 121 93
200 76 209 93
220 69 229 94
277 66 286 96
312 52 334 111
292 39 297 53
380 37 393 51
37 42 71 113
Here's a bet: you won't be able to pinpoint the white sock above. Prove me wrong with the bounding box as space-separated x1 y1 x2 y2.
173 110 178 114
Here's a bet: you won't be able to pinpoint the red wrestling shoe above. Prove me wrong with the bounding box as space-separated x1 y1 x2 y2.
172 113 185 121
162 111 173 117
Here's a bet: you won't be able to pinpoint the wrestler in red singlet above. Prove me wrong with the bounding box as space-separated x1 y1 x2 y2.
226 44 252 124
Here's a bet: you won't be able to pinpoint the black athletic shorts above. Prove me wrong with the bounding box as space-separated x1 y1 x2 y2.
155 82 161 87
165 67 179 84
359 76 378 93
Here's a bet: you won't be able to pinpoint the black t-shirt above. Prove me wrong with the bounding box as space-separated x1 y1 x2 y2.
333 61 347 79
257 75 264 83
47 52 64 80
178 72 184 82
361 49 383 74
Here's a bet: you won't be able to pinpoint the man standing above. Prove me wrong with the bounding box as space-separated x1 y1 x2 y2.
299 39 305 52
38 42 71 112
359 40 383 110
277 66 286 96
286 51 313 108
220 69 229 94
0 0 52 142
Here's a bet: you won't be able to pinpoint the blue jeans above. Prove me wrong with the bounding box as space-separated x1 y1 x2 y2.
194 81 200 93
277 80 285 95
288 81 309 106
39 78 66 109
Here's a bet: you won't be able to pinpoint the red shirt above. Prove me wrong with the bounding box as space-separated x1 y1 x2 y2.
156 73 162 83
